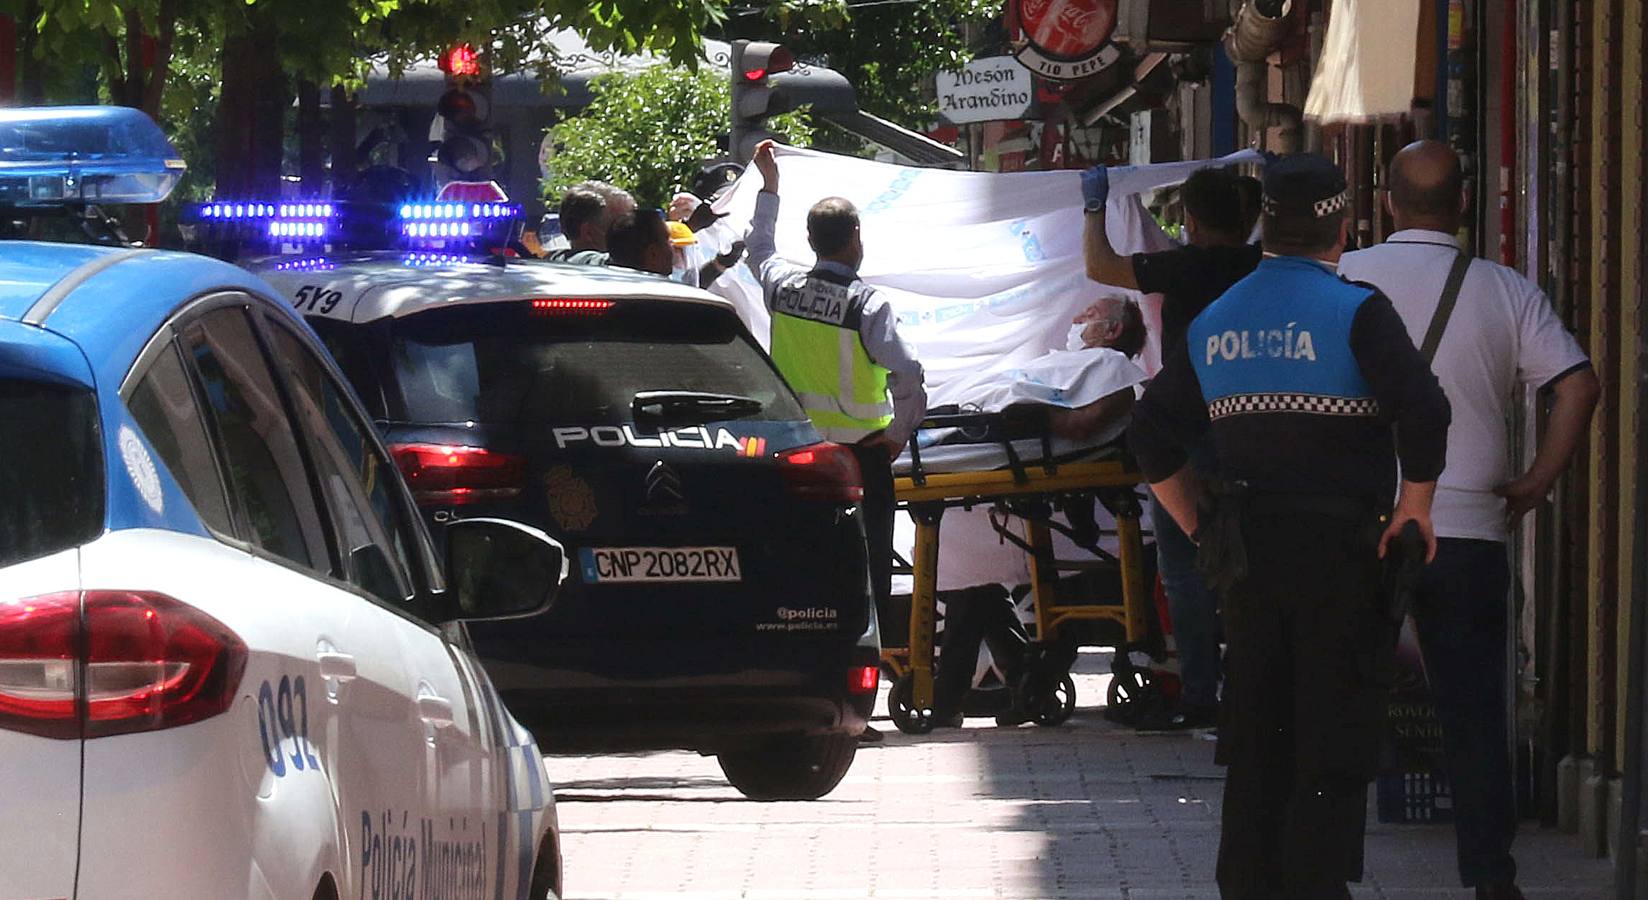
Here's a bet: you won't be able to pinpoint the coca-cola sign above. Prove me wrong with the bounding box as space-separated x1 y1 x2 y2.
1007 0 1122 82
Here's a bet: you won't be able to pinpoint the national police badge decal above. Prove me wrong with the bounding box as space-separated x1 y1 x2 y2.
1006 0 1122 82
546 465 598 532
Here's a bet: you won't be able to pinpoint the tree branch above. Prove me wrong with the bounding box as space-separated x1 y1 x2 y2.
123 7 143 108
141 0 180 117
102 31 127 106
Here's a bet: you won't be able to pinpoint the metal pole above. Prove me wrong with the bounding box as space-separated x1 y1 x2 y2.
1615 237 1648 897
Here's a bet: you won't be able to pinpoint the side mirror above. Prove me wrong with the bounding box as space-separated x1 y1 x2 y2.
442 517 567 622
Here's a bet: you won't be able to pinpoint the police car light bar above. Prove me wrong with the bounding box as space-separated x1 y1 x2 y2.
397 201 520 247
189 190 521 256
195 201 336 243
0 106 185 207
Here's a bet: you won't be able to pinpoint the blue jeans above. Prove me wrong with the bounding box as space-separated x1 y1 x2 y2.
1150 492 1220 707
1410 538 1516 888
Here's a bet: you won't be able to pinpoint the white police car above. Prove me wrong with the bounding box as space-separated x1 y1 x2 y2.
1 107 565 899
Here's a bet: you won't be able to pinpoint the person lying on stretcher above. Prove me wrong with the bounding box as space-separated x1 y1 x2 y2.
902 295 1149 473
913 296 1151 728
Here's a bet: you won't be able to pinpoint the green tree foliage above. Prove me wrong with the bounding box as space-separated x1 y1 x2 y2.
543 64 811 210
5 0 755 194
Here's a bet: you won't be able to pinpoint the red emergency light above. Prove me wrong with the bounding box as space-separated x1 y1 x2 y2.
440 44 480 78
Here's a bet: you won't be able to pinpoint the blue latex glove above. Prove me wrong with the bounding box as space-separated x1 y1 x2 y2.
1081 164 1110 213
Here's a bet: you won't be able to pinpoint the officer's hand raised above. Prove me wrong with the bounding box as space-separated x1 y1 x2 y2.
753 140 780 193
1081 165 1110 213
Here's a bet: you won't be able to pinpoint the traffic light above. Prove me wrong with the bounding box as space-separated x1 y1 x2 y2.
433 44 492 180
729 40 796 164
439 43 481 78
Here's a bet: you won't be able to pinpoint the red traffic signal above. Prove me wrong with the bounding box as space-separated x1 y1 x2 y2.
737 43 794 84
439 44 481 78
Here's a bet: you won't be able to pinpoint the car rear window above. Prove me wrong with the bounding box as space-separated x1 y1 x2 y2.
388 300 806 426
0 379 102 568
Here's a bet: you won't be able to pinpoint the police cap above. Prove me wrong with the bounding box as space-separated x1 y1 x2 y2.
1262 153 1349 219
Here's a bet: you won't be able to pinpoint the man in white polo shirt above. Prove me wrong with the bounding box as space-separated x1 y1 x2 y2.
1339 140 1600 900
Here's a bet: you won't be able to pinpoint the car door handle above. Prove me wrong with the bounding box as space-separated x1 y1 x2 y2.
417 694 455 729
316 650 358 682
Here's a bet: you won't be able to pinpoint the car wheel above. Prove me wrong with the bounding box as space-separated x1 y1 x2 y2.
717 733 857 801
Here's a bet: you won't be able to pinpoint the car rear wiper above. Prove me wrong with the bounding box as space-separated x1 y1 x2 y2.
632 390 764 423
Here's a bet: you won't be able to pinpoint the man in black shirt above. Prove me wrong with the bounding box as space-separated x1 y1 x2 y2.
1083 164 1262 354
1081 163 1260 729
1129 154 1450 899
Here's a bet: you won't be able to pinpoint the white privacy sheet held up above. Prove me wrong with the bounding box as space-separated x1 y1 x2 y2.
701 145 1262 390
693 146 1260 593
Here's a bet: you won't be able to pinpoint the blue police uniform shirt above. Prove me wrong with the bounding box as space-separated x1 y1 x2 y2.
1129 256 1450 506
1189 256 1376 419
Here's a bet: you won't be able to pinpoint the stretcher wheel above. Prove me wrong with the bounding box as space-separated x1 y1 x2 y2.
1105 667 1154 725
889 673 934 735
1033 674 1078 727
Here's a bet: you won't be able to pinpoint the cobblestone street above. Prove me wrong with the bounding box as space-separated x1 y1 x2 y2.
550 653 1612 900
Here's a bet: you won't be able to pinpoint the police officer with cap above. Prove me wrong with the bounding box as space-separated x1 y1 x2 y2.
1129 153 1451 898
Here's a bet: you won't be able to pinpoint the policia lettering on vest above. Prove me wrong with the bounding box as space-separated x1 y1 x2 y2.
744 142 929 708
1129 154 1451 899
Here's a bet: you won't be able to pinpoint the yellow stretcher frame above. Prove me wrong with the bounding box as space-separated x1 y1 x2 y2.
883 458 1153 718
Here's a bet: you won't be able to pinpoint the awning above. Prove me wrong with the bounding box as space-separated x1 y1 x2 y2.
1303 0 1425 123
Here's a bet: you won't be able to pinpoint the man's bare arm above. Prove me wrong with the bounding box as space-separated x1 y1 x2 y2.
1048 389 1135 441
1496 367 1601 524
1083 210 1140 289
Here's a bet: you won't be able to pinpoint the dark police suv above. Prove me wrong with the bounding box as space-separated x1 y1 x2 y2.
256 255 880 800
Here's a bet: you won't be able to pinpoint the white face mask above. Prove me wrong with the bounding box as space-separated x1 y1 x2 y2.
1065 322 1091 352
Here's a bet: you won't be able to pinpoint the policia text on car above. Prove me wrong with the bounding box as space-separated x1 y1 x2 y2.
1128 154 1451 899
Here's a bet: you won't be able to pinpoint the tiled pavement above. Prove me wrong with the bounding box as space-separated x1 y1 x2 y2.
548 652 1613 900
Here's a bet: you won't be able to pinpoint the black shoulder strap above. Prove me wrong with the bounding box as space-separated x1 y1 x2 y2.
1419 250 1472 363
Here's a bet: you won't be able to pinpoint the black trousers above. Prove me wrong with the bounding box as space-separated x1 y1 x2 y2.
849 442 895 620
1410 539 1516 888
933 584 1029 718
1215 510 1388 900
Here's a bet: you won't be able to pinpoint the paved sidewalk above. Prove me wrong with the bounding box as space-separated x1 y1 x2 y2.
549 653 1611 899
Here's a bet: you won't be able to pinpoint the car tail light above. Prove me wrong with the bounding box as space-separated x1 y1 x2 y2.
0 591 246 740
390 443 527 506
528 298 614 315
778 442 863 503
848 665 879 695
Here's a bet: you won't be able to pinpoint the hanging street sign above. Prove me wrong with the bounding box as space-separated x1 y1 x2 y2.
935 56 1035 125
1006 0 1123 82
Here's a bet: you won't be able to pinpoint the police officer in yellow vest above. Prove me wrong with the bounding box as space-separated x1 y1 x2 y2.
745 140 928 668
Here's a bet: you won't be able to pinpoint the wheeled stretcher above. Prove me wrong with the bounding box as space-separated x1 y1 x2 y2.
881 407 1155 734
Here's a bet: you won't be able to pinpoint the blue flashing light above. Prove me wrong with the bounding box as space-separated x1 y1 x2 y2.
194 199 335 222
392 197 518 249
267 220 331 240
402 252 471 267
396 200 520 223
0 106 186 207
271 256 335 272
